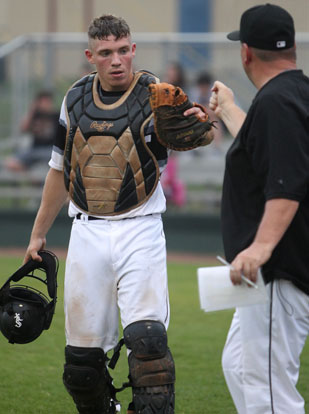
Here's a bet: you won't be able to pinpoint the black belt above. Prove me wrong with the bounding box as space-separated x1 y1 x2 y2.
75 213 105 221
76 213 154 221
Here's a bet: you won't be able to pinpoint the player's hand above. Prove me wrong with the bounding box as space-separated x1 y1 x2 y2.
230 242 272 285
183 106 207 121
23 237 46 264
209 81 235 119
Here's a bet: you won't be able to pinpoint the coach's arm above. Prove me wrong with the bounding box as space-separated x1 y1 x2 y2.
229 198 299 285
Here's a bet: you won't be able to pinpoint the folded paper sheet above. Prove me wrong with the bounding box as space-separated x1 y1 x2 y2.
197 266 268 312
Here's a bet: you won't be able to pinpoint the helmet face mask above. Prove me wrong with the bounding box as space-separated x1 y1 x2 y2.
0 250 58 344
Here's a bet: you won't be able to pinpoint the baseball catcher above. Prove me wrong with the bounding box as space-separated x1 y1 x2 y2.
149 82 215 151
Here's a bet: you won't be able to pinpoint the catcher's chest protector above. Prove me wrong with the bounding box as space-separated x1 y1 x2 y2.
64 71 160 216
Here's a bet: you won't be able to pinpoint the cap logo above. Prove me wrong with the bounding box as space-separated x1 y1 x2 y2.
276 40 286 48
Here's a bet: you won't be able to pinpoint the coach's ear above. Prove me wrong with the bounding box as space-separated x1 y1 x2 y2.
241 43 252 66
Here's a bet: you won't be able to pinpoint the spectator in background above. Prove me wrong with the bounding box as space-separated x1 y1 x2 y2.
190 71 224 152
161 152 187 208
191 71 213 107
161 61 188 204
4 90 59 172
163 61 187 91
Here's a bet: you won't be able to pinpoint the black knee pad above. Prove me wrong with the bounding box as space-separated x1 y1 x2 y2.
124 319 168 360
124 320 175 386
124 321 175 413
63 345 115 414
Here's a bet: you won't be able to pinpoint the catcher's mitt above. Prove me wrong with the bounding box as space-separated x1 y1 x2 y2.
149 82 215 151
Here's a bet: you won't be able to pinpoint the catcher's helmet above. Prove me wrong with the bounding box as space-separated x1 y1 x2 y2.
0 250 58 344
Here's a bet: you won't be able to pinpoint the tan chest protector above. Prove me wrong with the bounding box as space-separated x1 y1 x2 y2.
63 71 162 216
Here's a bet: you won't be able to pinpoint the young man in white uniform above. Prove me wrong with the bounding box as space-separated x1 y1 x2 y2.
24 13 173 414
24 13 207 414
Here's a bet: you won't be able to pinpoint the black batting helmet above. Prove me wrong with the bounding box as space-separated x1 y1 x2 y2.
0 250 58 344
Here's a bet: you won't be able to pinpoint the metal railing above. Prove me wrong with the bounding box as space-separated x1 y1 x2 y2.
1 32 309 211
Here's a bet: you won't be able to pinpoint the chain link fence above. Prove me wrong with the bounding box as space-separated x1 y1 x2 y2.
1 32 309 212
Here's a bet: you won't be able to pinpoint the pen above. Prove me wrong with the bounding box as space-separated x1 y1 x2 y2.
216 255 259 289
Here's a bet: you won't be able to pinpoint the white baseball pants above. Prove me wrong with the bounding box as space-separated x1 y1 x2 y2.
222 279 309 414
64 214 170 352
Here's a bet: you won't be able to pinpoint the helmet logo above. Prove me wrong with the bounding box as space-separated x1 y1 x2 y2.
14 313 23 328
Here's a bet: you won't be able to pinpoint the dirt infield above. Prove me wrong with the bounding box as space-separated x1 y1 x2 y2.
0 247 218 265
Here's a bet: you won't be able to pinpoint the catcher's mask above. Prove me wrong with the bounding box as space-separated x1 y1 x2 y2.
0 250 58 344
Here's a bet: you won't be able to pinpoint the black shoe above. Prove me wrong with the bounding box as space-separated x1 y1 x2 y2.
127 401 135 413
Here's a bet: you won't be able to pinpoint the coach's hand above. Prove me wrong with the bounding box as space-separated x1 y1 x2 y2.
209 80 246 138
229 242 272 285
209 81 235 118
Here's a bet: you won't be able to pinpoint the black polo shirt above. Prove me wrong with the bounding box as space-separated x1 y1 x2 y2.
221 70 309 294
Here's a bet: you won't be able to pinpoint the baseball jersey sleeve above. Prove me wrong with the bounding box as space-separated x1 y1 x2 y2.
245 92 308 202
49 99 67 171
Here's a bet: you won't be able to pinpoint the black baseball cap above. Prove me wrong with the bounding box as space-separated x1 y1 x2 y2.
227 3 295 51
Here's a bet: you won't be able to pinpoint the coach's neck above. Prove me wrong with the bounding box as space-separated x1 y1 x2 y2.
241 43 297 90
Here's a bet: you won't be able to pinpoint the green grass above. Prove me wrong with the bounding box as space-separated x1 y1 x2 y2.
0 256 308 413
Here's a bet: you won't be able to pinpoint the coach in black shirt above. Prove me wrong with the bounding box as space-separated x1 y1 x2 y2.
209 4 309 414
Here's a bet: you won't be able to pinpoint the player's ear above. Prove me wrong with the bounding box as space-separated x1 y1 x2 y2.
85 49 94 64
131 43 136 58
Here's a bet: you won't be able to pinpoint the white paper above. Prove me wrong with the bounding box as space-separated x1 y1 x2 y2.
197 266 268 312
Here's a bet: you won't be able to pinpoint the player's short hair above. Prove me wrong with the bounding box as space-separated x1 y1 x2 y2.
88 14 131 41
252 46 296 62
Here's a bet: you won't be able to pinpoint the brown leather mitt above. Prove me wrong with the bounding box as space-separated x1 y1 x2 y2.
149 82 215 151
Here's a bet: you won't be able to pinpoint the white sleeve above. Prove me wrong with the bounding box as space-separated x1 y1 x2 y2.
48 149 64 171
59 98 67 128
48 98 66 171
